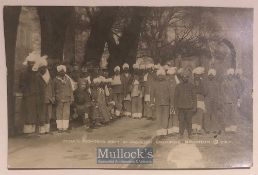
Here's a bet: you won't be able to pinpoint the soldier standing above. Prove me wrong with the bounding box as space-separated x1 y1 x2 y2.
111 66 123 117
36 57 54 134
174 70 197 139
221 68 240 132
192 66 206 134
166 67 179 135
151 68 172 136
204 68 222 134
121 63 133 117
143 64 155 120
53 65 74 132
19 52 40 134
131 64 143 119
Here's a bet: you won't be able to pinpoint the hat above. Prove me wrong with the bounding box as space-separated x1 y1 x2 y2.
146 63 154 69
156 68 166 76
133 63 140 69
57 65 67 73
114 66 120 72
154 64 161 70
227 68 235 75
193 67 205 75
163 65 169 70
101 78 107 83
93 78 101 84
22 52 38 66
98 76 105 83
122 63 129 69
139 64 146 70
208 68 216 76
31 54 48 71
41 55 48 60
106 78 113 83
22 53 36 66
167 67 177 75
37 57 48 68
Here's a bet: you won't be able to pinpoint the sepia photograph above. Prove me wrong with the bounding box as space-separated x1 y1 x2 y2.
4 5 253 169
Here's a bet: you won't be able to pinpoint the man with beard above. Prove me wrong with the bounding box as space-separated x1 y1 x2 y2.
36 56 55 134
19 51 40 134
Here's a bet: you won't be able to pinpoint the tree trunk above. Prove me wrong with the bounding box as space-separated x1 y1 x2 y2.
38 7 74 64
64 9 76 64
83 7 118 67
106 32 119 72
108 7 149 72
4 6 21 136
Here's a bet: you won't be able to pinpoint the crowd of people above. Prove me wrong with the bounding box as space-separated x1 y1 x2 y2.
19 51 244 139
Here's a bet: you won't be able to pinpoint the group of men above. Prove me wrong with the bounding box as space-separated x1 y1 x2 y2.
19 51 244 139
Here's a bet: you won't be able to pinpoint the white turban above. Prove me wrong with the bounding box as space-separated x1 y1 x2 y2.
167 67 177 75
193 67 205 75
208 68 216 76
235 69 243 75
122 63 129 69
22 52 38 66
93 78 101 84
154 64 161 70
114 66 121 72
227 68 235 75
156 68 166 76
139 64 146 70
133 63 140 69
101 78 108 83
37 56 48 68
98 76 105 83
163 65 169 70
146 63 153 69
106 78 113 83
41 55 48 60
26 52 49 71
57 65 67 73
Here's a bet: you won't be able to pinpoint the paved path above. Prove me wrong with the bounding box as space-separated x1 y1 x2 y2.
8 117 156 168
8 114 252 169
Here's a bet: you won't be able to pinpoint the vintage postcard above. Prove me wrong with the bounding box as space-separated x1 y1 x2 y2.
3 4 253 170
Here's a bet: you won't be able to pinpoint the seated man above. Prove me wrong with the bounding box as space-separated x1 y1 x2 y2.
73 79 93 129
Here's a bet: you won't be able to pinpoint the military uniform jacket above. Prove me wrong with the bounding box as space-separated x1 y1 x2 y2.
174 82 197 109
151 79 172 106
54 76 74 103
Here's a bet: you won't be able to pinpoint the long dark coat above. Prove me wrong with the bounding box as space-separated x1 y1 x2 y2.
19 69 39 125
36 73 54 125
